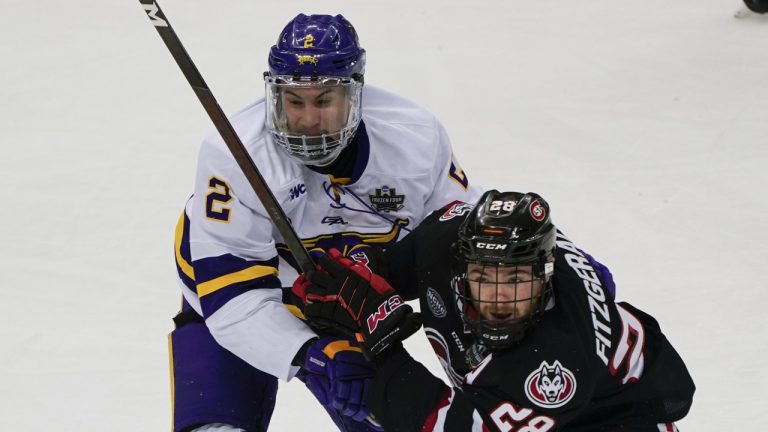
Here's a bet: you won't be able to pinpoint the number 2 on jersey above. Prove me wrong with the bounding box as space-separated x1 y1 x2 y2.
206 177 232 222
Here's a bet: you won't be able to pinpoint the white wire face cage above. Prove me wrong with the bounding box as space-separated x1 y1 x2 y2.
264 75 363 166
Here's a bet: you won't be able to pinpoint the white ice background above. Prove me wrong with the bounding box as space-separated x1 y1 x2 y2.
1 0 766 430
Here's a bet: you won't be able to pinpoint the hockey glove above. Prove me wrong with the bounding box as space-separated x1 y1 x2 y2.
293 249 422 358
295 337 383 431
293 246 388 330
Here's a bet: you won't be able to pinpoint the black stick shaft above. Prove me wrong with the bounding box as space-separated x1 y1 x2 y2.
139 0 314 274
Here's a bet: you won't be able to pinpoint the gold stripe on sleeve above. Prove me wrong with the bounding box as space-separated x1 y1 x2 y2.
174 211 195 281
197 265 279 297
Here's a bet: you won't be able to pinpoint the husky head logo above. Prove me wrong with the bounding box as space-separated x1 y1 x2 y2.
524 360 577 408
538 363 566 402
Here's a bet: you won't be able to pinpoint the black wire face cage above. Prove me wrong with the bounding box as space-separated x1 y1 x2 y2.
452 258 553 350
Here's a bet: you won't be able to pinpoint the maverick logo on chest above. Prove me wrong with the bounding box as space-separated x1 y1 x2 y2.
369 185 405 212
524 360 577 408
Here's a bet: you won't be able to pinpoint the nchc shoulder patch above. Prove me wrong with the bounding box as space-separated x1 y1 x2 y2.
426 287 448 318
439 201 473 221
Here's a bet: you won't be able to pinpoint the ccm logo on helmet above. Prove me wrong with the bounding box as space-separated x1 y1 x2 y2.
476 242 508 250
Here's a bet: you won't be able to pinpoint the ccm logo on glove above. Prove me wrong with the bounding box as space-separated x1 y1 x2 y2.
367 295 405 333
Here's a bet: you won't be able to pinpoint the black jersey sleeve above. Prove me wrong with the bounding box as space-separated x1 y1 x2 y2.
385 202 470 302
383 228 420 301
366 345 452 431
605 302 695 425
367 344 500 432
552 231 695 429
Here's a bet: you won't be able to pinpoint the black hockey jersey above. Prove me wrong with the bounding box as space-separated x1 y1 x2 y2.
367 202 695 432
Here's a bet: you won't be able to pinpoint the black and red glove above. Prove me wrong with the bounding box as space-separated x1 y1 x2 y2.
292 249 421 358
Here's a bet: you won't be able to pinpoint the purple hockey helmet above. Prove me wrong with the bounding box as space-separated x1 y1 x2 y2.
264 14 366 165
268 14 366 78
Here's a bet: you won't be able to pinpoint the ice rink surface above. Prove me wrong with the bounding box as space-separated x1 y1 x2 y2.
1 0 766 430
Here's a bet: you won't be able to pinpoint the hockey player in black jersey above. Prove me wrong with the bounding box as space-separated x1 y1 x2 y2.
293 190 695 431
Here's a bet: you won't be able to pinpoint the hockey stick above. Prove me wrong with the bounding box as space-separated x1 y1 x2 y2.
138 0 313 274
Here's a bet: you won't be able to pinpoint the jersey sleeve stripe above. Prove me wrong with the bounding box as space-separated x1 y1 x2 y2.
422 388 454 432
167 332 176 430
447 155 470 191
285 304 306 319
197 265 278 297
281 287 307 319
174 211 195 280
471 409 487 432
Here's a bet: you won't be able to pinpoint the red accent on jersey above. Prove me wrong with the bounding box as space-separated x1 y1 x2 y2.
421 389 452 432
440 200 462 211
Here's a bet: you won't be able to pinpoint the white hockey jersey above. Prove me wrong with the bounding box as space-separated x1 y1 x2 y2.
174 85 481 380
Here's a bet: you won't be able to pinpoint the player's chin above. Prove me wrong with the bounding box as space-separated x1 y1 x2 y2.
486 311 515 322
299 132 342 142
290 130 323 137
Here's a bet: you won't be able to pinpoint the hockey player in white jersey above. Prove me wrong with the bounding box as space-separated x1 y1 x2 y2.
169 13 481 432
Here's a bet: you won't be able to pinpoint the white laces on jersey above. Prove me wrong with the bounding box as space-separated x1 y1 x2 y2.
321 180 413 234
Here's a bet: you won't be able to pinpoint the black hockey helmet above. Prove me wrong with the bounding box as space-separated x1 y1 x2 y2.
451 190 556 350
744 0 768 13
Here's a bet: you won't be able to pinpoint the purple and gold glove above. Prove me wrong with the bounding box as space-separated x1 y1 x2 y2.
296 337 382 430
